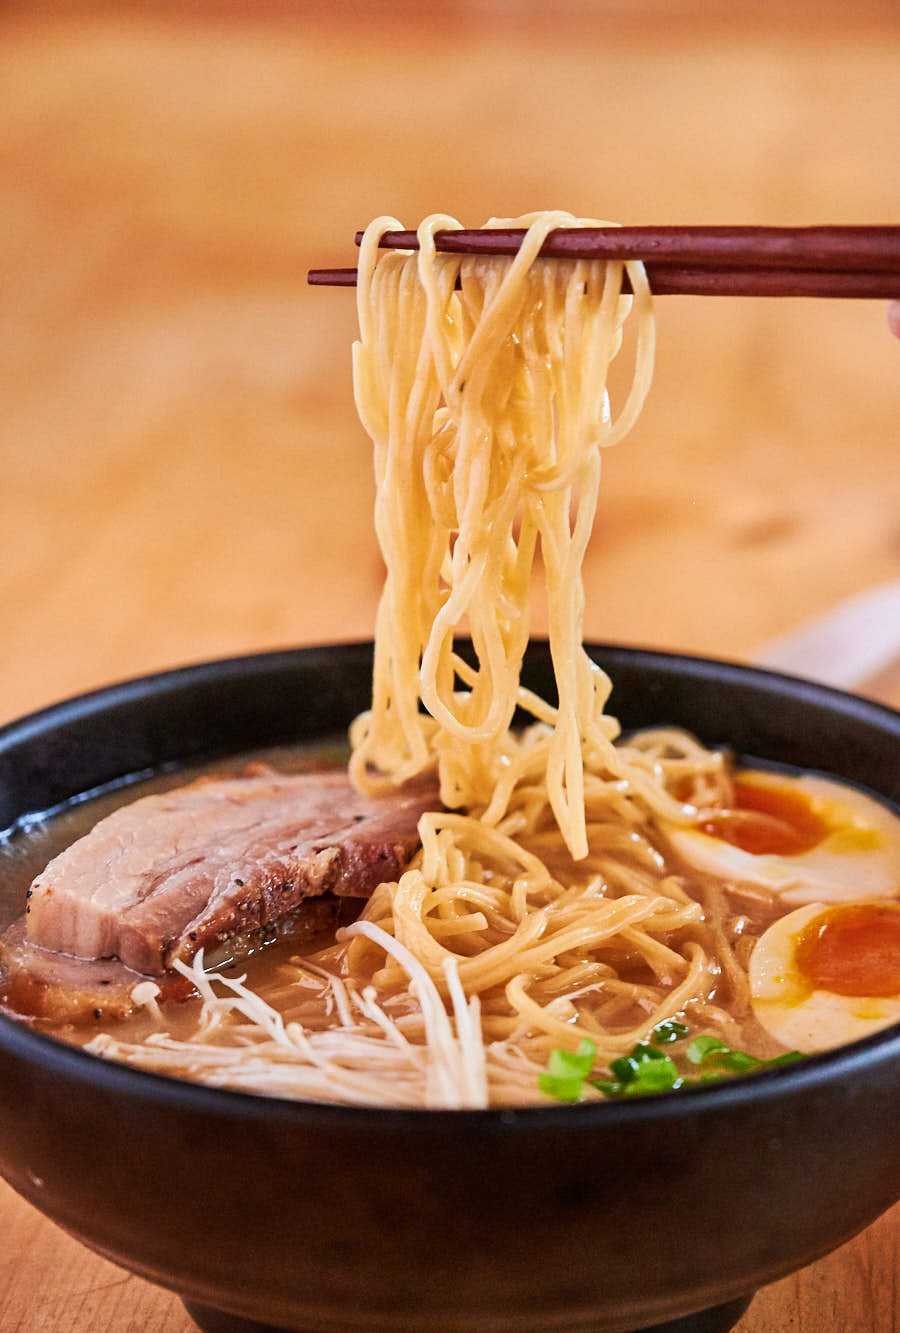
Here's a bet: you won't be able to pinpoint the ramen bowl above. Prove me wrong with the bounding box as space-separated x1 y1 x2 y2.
0 642 898 1333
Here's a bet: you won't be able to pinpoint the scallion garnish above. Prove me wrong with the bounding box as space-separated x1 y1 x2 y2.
538 1025 804 1103
650 1019 689 1044
686 1034 742 1066
537 1037 596 1102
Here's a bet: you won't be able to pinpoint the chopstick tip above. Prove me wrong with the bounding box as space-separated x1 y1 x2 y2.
308 268 358 287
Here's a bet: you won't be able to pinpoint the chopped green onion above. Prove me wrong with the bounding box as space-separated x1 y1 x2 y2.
538 1038 596 1101
594 1057 682 1099
608 1057 637 1084
538 1028 805 1103
687 1035 758 1072
620 1055 681 1095
651 1019 689 1044
538 1072 589 1102
685 1034 730 1064
546 1038 596 1080
715 1050 761 1073
591 1080 625 1098
765 1051 806 1068
686 1035 803 1076
610 1042 667 1084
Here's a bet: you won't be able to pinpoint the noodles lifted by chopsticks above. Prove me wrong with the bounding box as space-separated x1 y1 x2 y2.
350 211 669 857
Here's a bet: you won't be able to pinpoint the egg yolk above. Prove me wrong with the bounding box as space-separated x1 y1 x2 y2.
699 779 828 856
795 902 900 998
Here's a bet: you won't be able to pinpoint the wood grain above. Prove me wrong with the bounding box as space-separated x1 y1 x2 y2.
0 9 898 1333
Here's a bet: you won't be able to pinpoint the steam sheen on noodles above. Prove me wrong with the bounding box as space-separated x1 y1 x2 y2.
89 214 754 1107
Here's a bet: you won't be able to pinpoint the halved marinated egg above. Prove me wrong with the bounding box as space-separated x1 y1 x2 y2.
749 899 900 1052
665 771 900 905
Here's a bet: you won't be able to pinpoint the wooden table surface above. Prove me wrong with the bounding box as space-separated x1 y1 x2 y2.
0 7 898 1332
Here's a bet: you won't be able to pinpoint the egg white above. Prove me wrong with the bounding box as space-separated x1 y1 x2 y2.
749 901 900 1053
664 772 900 906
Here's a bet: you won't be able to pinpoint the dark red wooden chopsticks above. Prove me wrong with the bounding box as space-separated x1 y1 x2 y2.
307 225 900 298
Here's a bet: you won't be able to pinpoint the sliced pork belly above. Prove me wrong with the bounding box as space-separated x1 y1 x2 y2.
0 919 193 1024
1 896 348 1025
25 769 434 976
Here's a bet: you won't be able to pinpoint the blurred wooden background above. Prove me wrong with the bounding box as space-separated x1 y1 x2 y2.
0 4 898 1331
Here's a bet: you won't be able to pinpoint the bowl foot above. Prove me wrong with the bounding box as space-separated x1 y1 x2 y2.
183 1302 292 1333
183 1293 755 1333
640 1294 754 1333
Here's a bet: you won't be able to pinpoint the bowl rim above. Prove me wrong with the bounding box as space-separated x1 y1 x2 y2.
1 639 898 1130
3 637 900 752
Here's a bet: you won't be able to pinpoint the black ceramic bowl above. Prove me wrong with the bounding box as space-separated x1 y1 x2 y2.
0 643 898 1333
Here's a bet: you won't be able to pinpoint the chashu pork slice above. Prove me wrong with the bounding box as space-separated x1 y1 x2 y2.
0 919 195 1024
26 768 435 976
1 897 348 1025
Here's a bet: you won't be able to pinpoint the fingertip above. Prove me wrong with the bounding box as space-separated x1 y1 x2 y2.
888 301 900 339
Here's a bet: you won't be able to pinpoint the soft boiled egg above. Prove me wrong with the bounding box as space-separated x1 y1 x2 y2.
749 899 900 1052
664 771 900 906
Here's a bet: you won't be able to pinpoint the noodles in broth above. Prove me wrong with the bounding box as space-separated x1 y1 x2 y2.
83 214 830 1106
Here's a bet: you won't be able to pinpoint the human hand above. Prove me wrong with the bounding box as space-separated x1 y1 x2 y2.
889 301 900 338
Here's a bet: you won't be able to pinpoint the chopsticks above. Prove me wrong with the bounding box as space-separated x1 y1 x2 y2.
307 225 900 298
